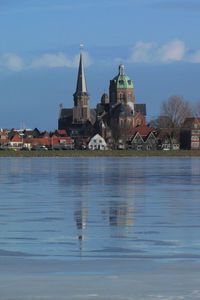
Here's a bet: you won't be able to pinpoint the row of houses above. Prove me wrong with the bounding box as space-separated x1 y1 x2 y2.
79 117 200 151
0 117 199 151
0 128 74 150
0 125 179 151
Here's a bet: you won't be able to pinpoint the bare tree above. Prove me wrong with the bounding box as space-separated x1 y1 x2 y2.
161 95 192 128
149 115 172 129
192 101 200 117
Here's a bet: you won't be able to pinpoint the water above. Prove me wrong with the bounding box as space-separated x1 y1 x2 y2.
0 157 200 300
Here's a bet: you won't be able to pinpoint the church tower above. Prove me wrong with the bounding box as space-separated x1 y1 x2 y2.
109 64 135 107
73 50 90 124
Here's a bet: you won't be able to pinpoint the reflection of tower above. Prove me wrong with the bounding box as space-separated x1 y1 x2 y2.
73 47 90 124
109 201 134 227
74 200 89 256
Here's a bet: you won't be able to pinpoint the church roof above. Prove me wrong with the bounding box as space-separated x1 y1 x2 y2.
111 64 133 89
112 103 133 118
74 52 89 96
134 104 146 116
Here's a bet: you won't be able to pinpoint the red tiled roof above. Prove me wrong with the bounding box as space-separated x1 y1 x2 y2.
10 133 21 142
56 130 67 135
131 125 154 136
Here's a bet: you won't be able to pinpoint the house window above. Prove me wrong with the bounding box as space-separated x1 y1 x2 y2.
59 140 66 145
191 136 199 141
137 145 142 150
191 142 199 148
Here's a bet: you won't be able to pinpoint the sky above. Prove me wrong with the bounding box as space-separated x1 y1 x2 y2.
0 0 200 130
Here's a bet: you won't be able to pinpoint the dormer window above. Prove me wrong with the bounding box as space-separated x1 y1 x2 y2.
119 80 124 85
128 80 132 85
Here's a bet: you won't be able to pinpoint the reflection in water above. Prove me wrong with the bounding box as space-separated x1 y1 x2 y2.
109 201 134 227
74 200 89 256
1 157 200 260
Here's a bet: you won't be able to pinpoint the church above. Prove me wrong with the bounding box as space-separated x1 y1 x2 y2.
58 50 147 148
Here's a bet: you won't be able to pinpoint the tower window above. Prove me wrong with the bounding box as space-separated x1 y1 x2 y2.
119 80 124 85
120 93 125 102
128 80 132 85
128 93 132 101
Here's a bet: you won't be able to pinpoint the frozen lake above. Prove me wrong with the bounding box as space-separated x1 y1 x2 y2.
0 157 200 300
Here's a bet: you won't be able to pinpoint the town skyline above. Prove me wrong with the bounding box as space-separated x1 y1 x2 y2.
0 0 200 130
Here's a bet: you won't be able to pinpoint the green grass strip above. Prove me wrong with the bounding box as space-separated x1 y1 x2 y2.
0 149 200 157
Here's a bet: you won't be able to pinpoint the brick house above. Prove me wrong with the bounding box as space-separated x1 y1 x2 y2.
180 118 200 150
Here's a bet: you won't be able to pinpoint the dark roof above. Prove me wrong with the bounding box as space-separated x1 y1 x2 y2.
112 103 133 118
134 104 146 116
90 109 96 124
68 121 95 138
59 107 96 124
182 117 200 128
59 109 73 119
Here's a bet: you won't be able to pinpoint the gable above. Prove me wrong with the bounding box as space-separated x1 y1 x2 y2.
145 132 156 143
10 134 21 142
131 132 144 143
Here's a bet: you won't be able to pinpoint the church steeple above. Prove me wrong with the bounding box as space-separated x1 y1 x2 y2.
73 46 90 124
75 52 88 95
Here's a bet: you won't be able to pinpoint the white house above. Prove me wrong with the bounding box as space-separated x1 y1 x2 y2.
88 134 107 150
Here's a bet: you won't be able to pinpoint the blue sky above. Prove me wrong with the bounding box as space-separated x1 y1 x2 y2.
0 0 200 130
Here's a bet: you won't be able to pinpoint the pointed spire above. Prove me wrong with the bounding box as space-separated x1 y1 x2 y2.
75 49 88 95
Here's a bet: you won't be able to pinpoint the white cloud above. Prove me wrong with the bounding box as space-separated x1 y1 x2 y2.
0 51 93 72
129 41 157 63
30 51 92 69
1 53 24 71
128 39 186 63
158 39 185 62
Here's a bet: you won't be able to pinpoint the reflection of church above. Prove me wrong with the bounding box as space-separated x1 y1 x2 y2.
58 50 146 145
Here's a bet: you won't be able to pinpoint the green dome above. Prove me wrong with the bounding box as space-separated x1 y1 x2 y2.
113 74 133 89
112 64 133 89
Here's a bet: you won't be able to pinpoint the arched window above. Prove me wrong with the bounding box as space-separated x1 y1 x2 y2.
120 93 125 102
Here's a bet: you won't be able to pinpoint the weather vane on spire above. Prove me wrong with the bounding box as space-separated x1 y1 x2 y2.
80 43 84 52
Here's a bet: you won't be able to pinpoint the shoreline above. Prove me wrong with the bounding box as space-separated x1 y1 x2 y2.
0 149 200 157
